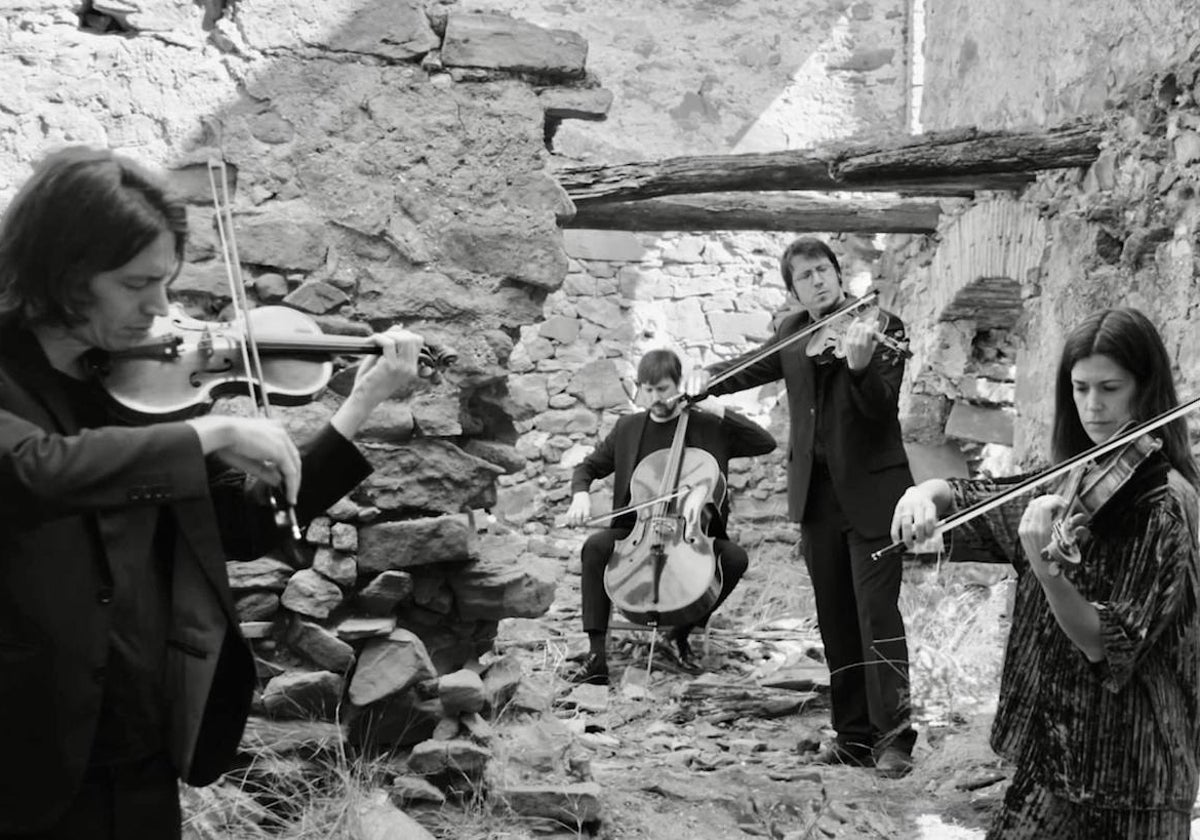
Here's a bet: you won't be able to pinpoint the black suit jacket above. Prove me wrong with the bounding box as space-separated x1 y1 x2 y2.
0 327 370 833
707 302 913 539
570 407 776 533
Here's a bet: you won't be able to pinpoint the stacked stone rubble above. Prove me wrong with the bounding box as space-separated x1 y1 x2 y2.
0 1 616 740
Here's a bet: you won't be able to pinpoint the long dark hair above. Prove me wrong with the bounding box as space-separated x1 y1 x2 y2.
1052 308 1199 487
0 146 187 328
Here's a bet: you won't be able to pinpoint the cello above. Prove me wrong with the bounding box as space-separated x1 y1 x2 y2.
602 399 726 627
595 295 908 628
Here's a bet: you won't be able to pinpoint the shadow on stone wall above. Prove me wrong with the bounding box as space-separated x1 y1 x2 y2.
0 0 610 781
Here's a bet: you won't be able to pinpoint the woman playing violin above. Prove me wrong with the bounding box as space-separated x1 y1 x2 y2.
893 308 1200 839
0 146 424 839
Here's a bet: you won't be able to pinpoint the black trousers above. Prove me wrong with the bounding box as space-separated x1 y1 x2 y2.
580 528 748 632
2 753 181 840
803 466 916 754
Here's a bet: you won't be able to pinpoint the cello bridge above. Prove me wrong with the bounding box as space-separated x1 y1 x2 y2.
651 516 681 538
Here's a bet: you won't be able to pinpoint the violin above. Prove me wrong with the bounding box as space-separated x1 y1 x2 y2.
873 397 1200 562
698 291 908 399
1041 429 1162 570
805 305 912 363
603 400 724 627
94 305 457 421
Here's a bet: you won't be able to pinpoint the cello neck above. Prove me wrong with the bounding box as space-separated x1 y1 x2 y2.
654 408 693 512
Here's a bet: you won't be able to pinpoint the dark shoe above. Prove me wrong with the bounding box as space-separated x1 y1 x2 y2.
804 742 875 768
668 626 701 671
568 653 609 686
875 746 913 779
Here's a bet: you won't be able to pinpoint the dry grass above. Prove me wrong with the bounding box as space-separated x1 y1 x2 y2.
725 530 1007 729
901 564 1008 728
182 745 379 839
182 729 587 840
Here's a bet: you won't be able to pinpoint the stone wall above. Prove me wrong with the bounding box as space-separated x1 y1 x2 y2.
461 0 911 159
491 228 895 552
919 0 1200 130
888 54 1200 467
0 0 604 732
449 0 912 551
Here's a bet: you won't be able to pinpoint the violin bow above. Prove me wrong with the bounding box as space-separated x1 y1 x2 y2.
705 290 881 392
207 158 303 542
872 392 1200 562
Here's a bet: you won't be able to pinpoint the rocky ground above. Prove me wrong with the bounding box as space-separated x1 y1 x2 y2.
189 532 1200 840
483 547 1013 840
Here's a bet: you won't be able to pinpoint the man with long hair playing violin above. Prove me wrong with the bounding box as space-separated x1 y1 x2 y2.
562 348 776 685
683 237 918 778
0 146 427 839
892 308 1200 839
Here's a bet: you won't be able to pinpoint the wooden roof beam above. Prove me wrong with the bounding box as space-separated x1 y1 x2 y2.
564 192 942 233
557 120 1101 204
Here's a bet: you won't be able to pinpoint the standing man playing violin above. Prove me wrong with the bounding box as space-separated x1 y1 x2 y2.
0 146 426 839
683 237 917 778
563 348 776 685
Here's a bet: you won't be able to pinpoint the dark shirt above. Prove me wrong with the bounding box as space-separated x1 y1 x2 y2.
635 414 679 465
571 407 776 534
810 357 833 465
52 369 171 766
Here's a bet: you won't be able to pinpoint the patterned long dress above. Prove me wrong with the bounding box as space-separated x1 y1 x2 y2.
945 452 1200 839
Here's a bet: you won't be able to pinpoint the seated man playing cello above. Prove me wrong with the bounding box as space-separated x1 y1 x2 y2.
563 349 776 685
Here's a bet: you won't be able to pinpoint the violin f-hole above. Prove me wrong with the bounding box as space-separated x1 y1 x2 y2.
187 358 234 387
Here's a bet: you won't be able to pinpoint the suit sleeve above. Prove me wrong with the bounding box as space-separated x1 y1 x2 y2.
570 422 620 494
705 335 784 397
0 410 211 525
721 409 777 458
846 312 906 420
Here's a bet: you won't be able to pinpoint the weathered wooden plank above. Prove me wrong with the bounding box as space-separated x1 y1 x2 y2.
565 192 942 233
837 121 1102 182
556 120 1100 204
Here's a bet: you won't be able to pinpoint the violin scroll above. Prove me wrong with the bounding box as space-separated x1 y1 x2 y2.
417 342 457 384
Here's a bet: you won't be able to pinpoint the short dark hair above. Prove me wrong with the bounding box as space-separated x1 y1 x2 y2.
637 348 682 386
779 237 842 297
0 146 187 328
1052 307 1199 487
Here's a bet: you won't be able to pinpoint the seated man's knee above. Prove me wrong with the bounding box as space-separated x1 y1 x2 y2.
581 531 618 572
719 543 750 580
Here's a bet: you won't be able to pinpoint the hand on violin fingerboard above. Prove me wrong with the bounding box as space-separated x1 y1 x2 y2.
841 320 877 371
331 328 424 440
